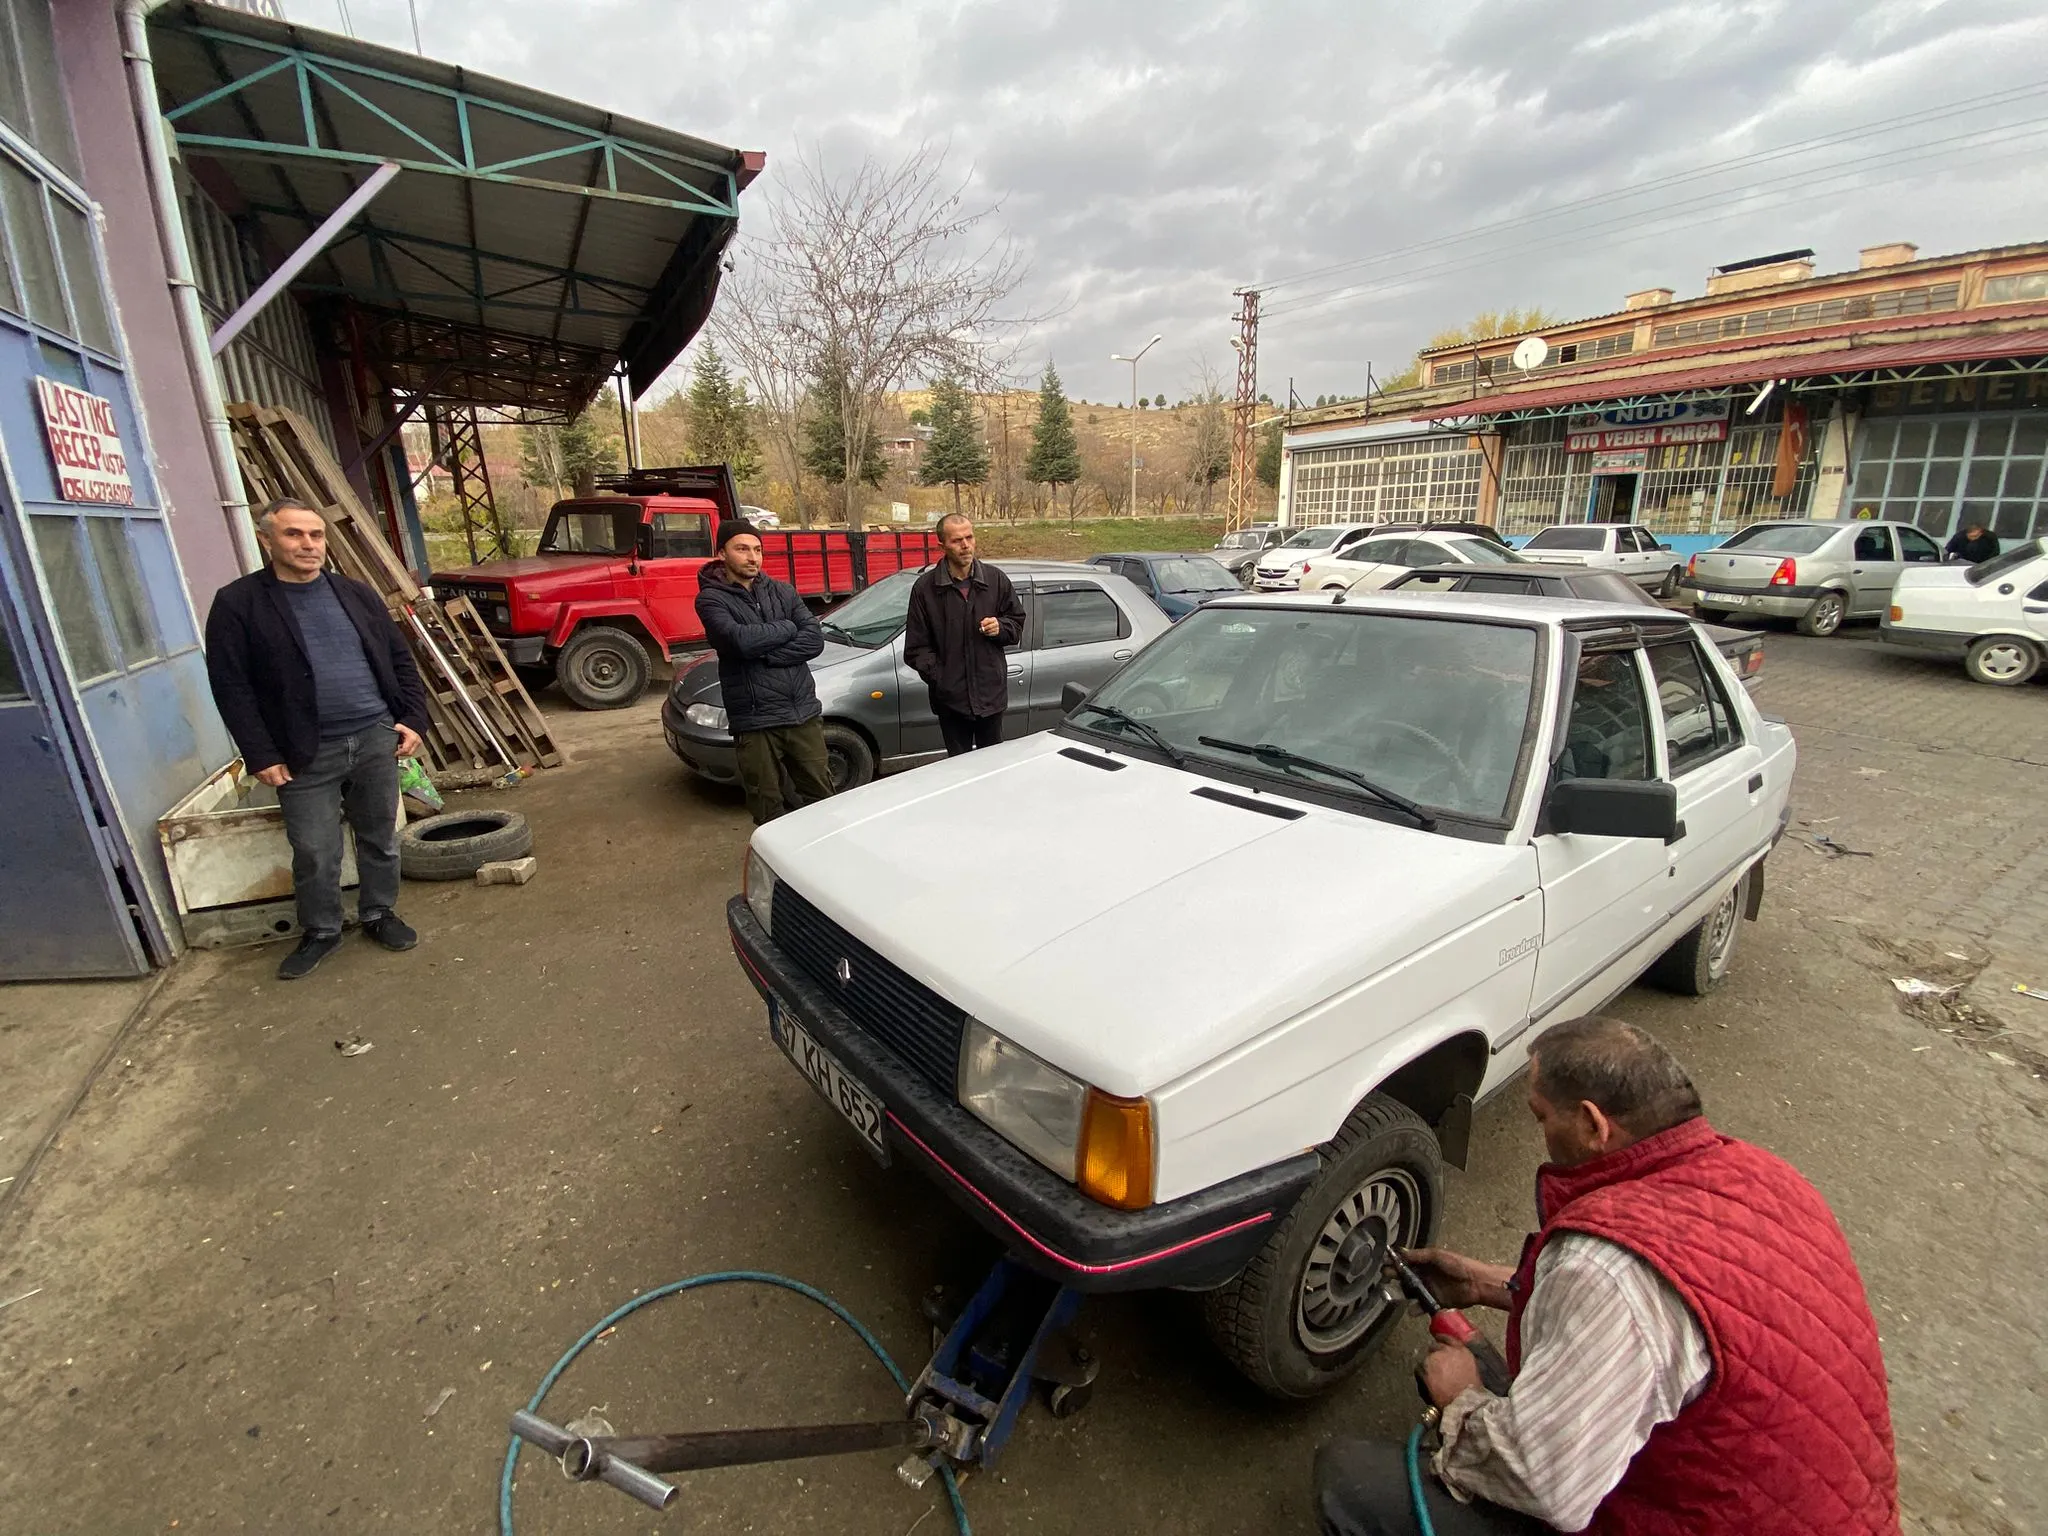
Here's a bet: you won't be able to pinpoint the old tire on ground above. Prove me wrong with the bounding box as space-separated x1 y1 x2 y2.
400 809 533 881
1647 872 1744 995
556 625 651 709
1201 1093 1442 1399
1796 590 1847 637
1963 634 2040 687
822 723 876 791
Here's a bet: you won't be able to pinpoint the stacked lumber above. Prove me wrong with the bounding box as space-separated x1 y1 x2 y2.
227 403 562 774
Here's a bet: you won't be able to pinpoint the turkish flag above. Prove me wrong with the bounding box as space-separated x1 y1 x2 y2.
1772 401 1809 499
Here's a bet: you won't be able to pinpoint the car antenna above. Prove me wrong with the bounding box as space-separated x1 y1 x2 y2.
1329 586 1346 606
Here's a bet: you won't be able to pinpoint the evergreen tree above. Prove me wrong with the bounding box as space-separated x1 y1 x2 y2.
917 374 990 513
1024 363 1083 518
1154 392 1167 408
800 369 886 493
1256 420 1283 490
683 342 761 482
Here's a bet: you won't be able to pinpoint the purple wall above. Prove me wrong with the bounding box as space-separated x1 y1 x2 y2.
50 0 245 613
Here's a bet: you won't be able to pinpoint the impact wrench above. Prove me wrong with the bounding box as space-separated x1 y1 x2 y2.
1387 1249 1513 1397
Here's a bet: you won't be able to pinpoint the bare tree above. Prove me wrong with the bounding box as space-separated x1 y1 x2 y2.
711 262 814 522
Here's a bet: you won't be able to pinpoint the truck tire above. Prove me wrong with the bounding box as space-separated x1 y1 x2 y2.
822 724 876 791
1201 1093 1442 1399
400 810 533 881
1796 590 1847 637
1963 635 2039 686
1647 873 1744 995
557 625 651 709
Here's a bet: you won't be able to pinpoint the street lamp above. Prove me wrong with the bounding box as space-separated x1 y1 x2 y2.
1110 334 1163 517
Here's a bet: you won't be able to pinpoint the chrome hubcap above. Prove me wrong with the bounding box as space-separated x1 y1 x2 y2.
1978 644 2028 680
1297 1169 1421 1352
1705 888 1739 976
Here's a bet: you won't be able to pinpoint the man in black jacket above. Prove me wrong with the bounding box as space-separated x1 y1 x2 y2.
695 521 832 823
204 499 432 980
904 514 1026 754
1945 520 2000 564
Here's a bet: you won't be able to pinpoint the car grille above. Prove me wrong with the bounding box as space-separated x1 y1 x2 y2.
772 883 966 1094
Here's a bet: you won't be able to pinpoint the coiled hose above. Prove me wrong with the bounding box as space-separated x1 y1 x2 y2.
498 1270 971 1535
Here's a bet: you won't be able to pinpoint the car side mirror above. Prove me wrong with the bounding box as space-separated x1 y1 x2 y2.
1060 681 1089 714
1657 543 1673 551
1548 778 1680 841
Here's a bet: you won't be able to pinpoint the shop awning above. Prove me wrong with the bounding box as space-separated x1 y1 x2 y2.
147 2 763 415
1418 328 2048 424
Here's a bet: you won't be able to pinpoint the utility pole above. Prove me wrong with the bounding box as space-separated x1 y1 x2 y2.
1110 334 1162 518
1226 288 1260 533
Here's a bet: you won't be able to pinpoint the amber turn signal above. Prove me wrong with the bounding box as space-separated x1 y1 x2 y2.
1889 605 1903 622
1077 1090 1154 1210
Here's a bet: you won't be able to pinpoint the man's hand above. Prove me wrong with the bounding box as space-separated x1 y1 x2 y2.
978 616 1001 638
1396 1247 1516 1311
394 724 424 759
1420 1340 1483 1408
254 763 292 787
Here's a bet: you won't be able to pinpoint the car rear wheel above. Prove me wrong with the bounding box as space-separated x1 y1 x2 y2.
1963 635 2040 687
1648 874 1744 995
1201 1093 1441 1399
556 625 651 709
1796 590 1847 637
1657 566 1682 599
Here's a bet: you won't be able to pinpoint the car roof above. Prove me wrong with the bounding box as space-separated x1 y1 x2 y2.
1202 586 1687 628
1090 550 1225 561
986 558 1128 578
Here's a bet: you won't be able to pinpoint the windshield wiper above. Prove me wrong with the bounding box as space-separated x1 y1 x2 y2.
818 621 861 646
1194 737 1437 829
1074 702 1186 765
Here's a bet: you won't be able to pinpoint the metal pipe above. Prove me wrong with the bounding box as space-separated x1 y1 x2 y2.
116 0 263 575
210 160 400 356
507 1412 675 1511
569 1418 930 1476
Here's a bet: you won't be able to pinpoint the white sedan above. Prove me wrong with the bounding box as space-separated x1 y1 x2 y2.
1301 530 1528 593
1521 524 1684 596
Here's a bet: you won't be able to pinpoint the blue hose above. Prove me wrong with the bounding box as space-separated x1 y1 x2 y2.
498 1270 971 1535
1405 1421 1438 1536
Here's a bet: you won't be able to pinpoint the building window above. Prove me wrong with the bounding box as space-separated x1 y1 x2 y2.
1849 413 2048 542
30 516 119 681
1982 272 2048 305
0 0 83 176
1290 435 1483 523
1432 331 1632 386
1650 283 1961 347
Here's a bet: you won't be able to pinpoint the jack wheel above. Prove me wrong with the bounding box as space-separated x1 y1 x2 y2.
1047 1381 1093 1419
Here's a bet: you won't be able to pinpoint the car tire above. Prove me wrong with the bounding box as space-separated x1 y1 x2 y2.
822 723 876 791
1657 567 1682 599
1963 635 2040 687
1201 1093 1442 1399
556 625 651 709
1796 591 1847 637
399 809 533 880
1647 873 1745 995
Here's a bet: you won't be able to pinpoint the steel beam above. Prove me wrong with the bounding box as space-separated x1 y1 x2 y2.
210 159 401 355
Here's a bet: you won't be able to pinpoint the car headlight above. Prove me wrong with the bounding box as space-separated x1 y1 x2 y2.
958 1020 1154 1209
742 847 777 933
685 702 729 729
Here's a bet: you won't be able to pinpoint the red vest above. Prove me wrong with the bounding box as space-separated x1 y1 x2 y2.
1505 1118 1900 1536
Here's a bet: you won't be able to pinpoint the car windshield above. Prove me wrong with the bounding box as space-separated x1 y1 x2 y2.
818 567 919 646
1279 526 1346 550
1154 557 1241 592
1525 528 1605 551
1442 538 1525 565
538 504 638 555
1217 531 1255 549
1074 607 1539 823
1718 522 1839 555
1965 537 2048 586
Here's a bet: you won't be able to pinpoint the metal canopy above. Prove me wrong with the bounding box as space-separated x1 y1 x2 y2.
147 2 763 414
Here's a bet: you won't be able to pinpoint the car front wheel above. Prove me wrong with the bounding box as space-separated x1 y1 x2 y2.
1201 1093 1442 1399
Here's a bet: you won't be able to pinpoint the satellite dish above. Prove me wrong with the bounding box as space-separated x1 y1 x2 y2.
1512 336 1550 372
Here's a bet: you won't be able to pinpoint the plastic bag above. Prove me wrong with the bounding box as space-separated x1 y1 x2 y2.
398 755 444 817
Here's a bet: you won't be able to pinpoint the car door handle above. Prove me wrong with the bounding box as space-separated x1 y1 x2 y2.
1747 773 1764 792
1113 649 1133 660
1006 665 1024 677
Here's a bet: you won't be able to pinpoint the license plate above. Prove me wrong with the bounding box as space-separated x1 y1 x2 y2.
1718 594 1747 606
773 1003 890 1164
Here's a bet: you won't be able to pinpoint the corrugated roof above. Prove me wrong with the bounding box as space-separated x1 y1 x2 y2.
149 2 763 413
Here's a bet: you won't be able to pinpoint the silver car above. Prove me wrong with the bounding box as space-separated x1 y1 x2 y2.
1680 518 1945 636
1211 523 1292 583
662 560 1171 791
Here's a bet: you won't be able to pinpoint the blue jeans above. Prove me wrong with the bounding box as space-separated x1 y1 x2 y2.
276 724 402 937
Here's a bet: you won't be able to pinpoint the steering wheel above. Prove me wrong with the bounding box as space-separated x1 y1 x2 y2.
1354 718 1477 805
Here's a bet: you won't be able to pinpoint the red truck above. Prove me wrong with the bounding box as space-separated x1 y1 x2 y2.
430 465 940 709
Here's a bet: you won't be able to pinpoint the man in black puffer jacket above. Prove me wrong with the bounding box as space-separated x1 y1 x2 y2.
695 520 832 823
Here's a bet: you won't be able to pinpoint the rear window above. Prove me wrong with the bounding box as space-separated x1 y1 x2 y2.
1525 528 1605 551
1443 538 1523 565
1966 537 2048 586
1717 522 1839 555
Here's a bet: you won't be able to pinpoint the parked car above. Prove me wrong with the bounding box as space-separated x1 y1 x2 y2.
1212 524 1292 583
1252 522 1381 590
1880 536 2048 685
740 503 782 529
1299 530 1527 594
1520 524 1686 596
1368 519 1514 549
664 560 1169 790
1679 517 1943 636
1385 564 1766 684
728 589 1792 1397
433 466 937 709
1086 552 1243 619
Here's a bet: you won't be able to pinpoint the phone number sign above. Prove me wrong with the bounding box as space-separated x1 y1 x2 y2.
36 377 134 505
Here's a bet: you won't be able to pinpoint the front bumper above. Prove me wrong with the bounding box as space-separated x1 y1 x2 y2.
1252 572 1301 591
727 896 1316 1292
660 696 740 781
1877 622 1972 659
503 634 546 667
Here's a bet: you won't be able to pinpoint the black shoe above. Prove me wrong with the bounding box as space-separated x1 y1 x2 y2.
362 913 418 952
278 932 342 980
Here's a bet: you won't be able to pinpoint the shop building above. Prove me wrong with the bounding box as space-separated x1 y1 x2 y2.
2 0 756 979
1279 239 2048 556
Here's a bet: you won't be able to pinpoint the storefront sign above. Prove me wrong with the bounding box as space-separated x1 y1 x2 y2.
1589 449 1649 474
1567 420 1729 453
1565 397 1730 453
35 378 134 505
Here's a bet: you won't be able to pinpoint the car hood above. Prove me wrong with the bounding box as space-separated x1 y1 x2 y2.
434 555 618 584
753 735 1535 1096
672 640 874 702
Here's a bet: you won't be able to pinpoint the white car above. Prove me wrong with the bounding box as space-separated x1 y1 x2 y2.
1300 530 1527 593
1880 536 2048 684
1521 524 1685 596
740 503 781 529
1251 523 1380 590
728 591 1794 1397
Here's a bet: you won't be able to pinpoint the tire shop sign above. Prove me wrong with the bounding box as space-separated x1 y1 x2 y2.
1566 397 1730 454
35 377 134 505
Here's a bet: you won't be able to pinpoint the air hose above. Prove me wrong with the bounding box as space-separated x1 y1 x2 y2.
1405 1421 1439 1536
498 1270 971 1535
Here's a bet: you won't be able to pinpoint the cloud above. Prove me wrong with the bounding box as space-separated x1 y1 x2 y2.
301 0 2048 402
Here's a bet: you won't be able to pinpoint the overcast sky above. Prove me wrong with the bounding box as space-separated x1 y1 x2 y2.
296 0 2048 405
